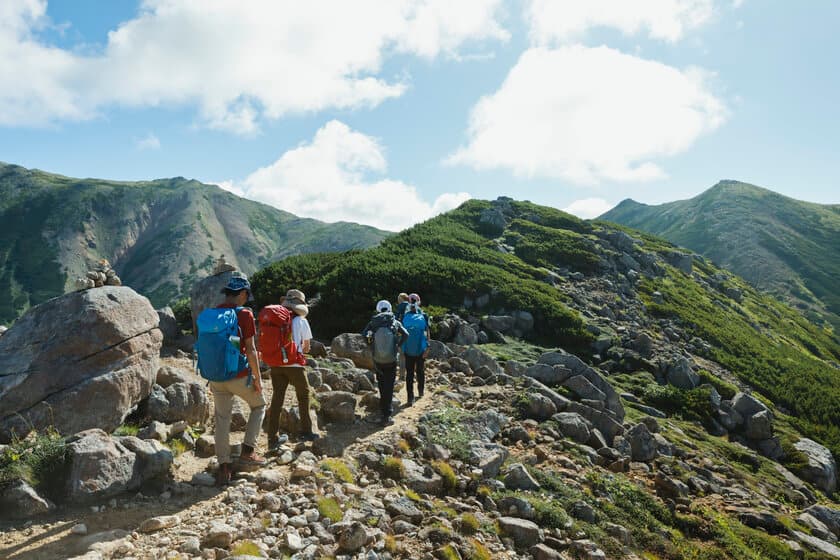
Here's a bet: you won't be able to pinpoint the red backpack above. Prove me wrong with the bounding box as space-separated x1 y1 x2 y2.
258 305 303 366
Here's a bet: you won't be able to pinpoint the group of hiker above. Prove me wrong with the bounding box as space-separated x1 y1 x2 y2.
195 274 431 485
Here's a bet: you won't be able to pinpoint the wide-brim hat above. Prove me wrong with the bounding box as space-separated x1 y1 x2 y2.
282 288 309 317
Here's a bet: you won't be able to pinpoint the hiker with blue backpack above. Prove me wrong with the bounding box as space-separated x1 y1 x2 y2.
394 292 410 379
195 274 266 486
363 300 408 426
402 293 430 406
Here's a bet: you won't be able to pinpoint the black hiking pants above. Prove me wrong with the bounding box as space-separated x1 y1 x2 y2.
405 354 425 401
374 361 397 419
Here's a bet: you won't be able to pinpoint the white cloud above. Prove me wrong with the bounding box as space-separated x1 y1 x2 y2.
226 120 470 231
0 0 507 132
448 45 727 184
563 198 614 219
135 132 160 150
525 0 715 44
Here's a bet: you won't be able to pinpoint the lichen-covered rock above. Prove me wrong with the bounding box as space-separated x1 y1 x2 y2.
794 438 837 494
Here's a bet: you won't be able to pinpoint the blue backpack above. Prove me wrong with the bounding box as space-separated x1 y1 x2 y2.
402 312 429 357
195 307 248 382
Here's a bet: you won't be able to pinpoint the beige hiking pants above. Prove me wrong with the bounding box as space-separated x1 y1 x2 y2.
210 376 266 464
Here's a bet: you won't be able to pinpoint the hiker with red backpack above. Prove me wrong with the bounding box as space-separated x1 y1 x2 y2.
260 289 318 450
402 293 430 406
363 300 408 426
194 274 266 486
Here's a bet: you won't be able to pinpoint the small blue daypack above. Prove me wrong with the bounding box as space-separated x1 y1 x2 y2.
195 307 248 382
402 312 429 357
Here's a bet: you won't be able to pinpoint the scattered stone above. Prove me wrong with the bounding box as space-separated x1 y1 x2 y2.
497 516 542 548
504 463 541 491
139 515 180 533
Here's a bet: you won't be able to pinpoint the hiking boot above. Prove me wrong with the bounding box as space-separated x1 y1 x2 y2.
267 434 289 454
298 432 320 442
216 463 232 486
406 397 415 407
237 451 267 470
380 415 394 427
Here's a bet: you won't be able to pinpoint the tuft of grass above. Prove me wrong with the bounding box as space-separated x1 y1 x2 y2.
438 544 460 560
396 438 411 453
320 458 354 484
382 456 405 480
459 513 480 535
432 460 457 492
476 485 492 498
0 428 67 490
467 539 492 560
231 540 263 557
317 497 344 523
113 424 140 437
167 439 188 457
404 488 422 502
384 534 398 554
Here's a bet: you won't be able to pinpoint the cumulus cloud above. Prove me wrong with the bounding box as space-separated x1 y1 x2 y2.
135 132 160 150
448 45 727 184
563 198 614 219
525 0 715 44
225 120 470 231
0 0 507 132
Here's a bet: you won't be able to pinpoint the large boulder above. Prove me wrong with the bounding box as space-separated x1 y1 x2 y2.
62 429 172 503
189 270 239 335
461 347 503 376
793 438 838 494
731 392 769 418
146 382 209 425
626 423 657 462
538 352 624 421
552 412 591 444
330 334 374 370
482 315 515 333
0 287 162 442
0 480 54 520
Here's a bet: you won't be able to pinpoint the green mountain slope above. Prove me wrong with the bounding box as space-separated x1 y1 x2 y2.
254 197 840 459
600 180 840 332
0 162 388 324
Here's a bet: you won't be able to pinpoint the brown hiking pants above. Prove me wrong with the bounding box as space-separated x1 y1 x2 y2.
267 366 313 438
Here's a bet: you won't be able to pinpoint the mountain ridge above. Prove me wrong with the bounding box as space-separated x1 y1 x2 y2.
0 162 389 325
600 180 840 333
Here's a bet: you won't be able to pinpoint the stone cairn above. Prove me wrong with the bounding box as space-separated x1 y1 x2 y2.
74 259 122 291
212 254 236 275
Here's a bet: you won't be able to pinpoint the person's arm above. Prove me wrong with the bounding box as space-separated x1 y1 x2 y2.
244 336 262 393
301 319 312 354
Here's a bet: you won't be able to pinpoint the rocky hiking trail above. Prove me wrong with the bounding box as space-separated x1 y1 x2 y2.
2 222 840 560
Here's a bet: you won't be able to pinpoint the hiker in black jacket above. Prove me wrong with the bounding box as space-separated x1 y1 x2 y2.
362 300 408 426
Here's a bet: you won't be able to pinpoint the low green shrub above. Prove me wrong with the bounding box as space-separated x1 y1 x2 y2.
0 428 66 490
317 497 343 522
381 457 405 480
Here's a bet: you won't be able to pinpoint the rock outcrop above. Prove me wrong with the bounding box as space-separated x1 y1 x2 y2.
0 287 162 442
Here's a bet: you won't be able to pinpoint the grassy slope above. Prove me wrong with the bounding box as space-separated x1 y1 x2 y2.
601 180 840 332
0 163 388 324
257 198 840 460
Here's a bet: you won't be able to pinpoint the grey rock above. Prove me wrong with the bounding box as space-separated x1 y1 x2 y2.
665 357 699 390
513 310 535 333
155 365 193 388
147 381 209 425
565 401 624 443
386 496 424 524
426 340 454 360
202 521 236 548
523 393 557 421
627 423 657 462
664 251 693 274
552 412 591 444
524 363 571 386
791 530 840 558
337 521 368 553
504 463 541 491
0 479 54 520
794 438 838 494
317 391 357 424
137 420 168 442
804 505 840 539
482 315 515 333
745 410 774 440
468 441 509 478
731 392 769 418
139 515 180 533
569 500 597 523
403 459 444 495
156 306 179 346
454 324 478 346
0 287 162 442
497 496 536 520
330 333 374 370
461 347 502 375
564 375 606 402
529 544 564 560
497 516 542 548
654 472 689 499
798 513 837 542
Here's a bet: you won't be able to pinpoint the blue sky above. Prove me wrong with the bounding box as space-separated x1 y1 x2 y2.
1 1 837 230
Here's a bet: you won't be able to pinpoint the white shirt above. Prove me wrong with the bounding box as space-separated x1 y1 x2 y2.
292 316 312 354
